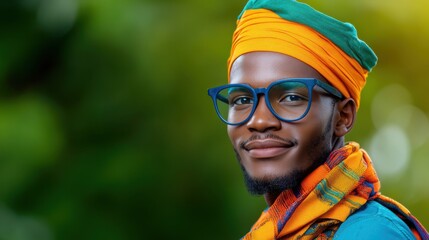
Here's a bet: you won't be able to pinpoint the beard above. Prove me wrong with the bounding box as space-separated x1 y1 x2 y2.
236 108 335 195
241 164 312 195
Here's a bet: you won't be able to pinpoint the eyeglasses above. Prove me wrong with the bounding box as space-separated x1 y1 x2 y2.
208 78 343 125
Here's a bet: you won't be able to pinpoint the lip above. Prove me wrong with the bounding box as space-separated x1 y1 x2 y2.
243 139 295 159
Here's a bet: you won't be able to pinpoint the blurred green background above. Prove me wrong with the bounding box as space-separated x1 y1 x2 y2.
0 0 428 239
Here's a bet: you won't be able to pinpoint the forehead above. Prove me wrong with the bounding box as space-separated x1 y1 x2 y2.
229 52 326 87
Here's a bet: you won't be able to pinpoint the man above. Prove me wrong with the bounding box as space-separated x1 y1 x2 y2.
208 0 429 239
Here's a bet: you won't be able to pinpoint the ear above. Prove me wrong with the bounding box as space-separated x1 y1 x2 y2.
334 98 356 137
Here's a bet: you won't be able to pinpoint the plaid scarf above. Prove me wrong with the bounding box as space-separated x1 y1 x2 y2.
241 142 428 239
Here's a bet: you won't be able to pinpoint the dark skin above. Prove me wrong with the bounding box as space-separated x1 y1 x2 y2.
228 52 357 205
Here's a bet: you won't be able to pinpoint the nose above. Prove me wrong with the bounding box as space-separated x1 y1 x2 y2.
246 96 282 132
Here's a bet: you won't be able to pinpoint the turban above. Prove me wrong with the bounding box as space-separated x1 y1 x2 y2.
227 0 378 109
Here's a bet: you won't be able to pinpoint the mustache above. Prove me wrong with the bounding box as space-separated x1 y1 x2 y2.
239 133 297 149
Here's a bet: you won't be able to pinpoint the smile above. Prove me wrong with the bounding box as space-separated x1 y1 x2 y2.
243 139 295 159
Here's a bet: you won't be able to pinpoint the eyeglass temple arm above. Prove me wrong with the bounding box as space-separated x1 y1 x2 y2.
317 81 343 99
217 95 228 104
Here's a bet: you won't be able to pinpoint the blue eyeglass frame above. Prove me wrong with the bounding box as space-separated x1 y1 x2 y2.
207 78 343 125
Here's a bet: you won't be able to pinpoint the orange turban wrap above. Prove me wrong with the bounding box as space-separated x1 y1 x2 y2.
228 1 377 109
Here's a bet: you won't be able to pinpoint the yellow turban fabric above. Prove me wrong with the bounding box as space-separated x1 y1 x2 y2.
228 2 378 109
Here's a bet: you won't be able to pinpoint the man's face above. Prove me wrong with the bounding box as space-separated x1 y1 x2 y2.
228 52 338 194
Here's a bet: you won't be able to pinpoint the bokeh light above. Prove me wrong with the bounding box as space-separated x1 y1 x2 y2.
369 124 410 177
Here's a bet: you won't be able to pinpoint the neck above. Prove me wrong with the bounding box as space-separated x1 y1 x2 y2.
264 191 281 206
331 136 345 152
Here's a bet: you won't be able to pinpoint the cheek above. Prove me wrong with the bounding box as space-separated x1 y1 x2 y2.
296 101 333 139
311 97 334 120
227 125 233 139
289 121 323 147
227 125 253 155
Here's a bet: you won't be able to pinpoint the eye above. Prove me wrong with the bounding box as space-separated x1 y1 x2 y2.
281 94 306 102
232 96 254 105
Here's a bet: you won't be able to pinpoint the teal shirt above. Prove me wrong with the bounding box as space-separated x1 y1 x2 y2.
334 201 416 239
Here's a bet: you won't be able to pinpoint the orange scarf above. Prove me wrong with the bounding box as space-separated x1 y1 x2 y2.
242 142 428 239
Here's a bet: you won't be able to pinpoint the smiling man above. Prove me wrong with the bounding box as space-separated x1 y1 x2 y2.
208 0 428 239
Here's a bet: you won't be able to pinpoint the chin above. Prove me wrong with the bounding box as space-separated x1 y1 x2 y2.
241 166 305 195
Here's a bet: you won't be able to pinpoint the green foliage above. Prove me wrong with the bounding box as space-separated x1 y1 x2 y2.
0 0 428 239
